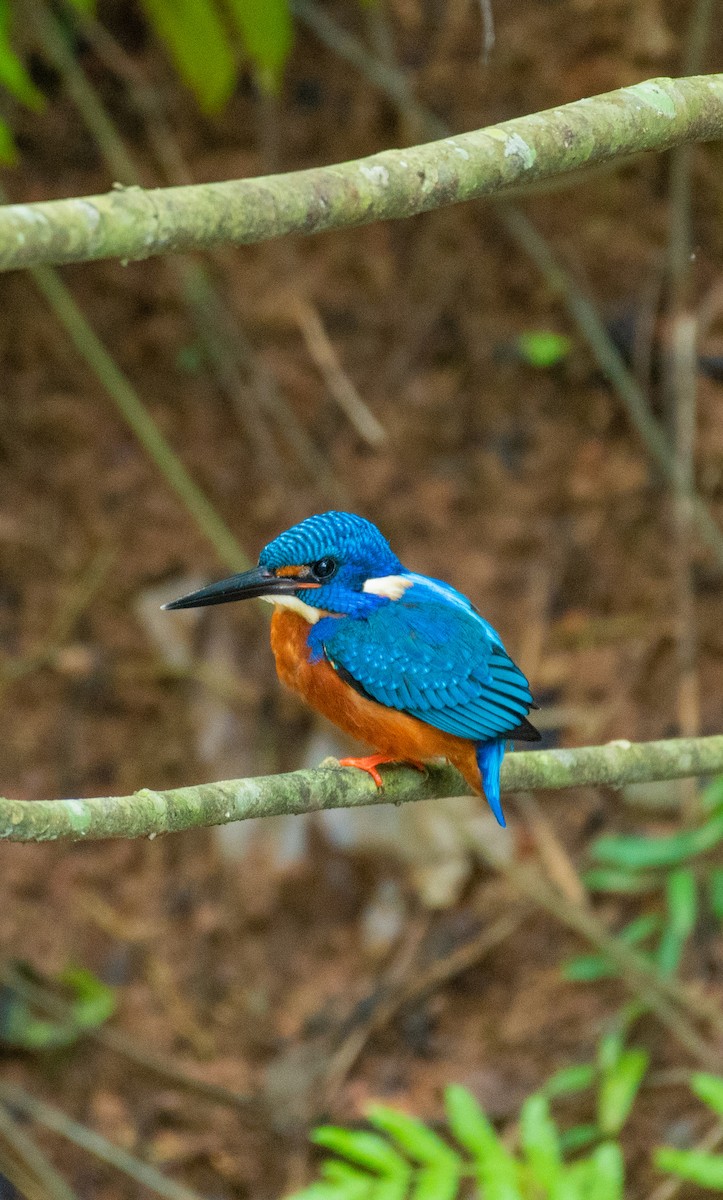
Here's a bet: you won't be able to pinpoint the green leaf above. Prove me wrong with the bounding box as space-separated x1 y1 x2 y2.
373 1177 412 1200
618 913 664 944
519 1094 561 1189
444 1086 500 1159
176 342 205 374
410 1161 461 1200
319 1160 375 1200
443 1087 519 1198
591 811 723 870
59 966 116 1029
554 1159 601 1200
66 0 97 10
0 115 17 164
582 869 660 894
656 868 697 977
481 1173 523 1200
558 1147 624 1200
691 1072 723 1117
542 1065 597 1099
0 0 44 109
515 330 573 369
563 954 619 982
141 0 237 113
708 867 723 921
558 1124 600 1153
312 1128 409 1179
0 965 115 1049
586 1142 625 1200
324 1161 407 1200
0 1000 74 1050
367 1105 461 1169
321 1162 370 1183
598 1048 649 1135
666 868 698 934
564 913 661 982
655 1147 723 1188
225 0 293 93
702 776 723 814
597 1028 625 1074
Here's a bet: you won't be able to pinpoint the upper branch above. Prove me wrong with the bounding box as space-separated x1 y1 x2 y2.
1 735 722 843
1 75 722 272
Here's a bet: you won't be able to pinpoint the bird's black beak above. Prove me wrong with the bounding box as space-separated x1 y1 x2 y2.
162 566 318 611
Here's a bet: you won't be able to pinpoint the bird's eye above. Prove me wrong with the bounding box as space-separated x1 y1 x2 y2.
311 556 337 581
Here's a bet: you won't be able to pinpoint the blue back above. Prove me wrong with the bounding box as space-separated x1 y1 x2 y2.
308 574 534 744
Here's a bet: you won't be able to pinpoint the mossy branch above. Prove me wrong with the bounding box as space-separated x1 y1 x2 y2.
0 75 722 272
1 736 722 844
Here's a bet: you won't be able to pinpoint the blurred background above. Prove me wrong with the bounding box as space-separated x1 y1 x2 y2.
1 0 723 1196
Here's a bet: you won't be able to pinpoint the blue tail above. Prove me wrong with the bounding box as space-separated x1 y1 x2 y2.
476 739 507 827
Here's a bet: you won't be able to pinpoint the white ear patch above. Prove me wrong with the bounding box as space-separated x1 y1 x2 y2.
362 574 414 601
262 594 321 623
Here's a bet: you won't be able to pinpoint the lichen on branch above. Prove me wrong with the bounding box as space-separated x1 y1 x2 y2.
1 736 722 844
0 74 722 272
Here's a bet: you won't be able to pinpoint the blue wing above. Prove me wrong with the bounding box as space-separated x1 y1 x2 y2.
313 575 535 742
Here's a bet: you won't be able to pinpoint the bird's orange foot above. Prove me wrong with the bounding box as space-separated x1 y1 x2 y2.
338 755 427 789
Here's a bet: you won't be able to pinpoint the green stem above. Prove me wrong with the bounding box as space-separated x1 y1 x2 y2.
31 265 249 573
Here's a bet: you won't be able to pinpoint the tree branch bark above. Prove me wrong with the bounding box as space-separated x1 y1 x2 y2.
1 74 722 272
1 736 722 843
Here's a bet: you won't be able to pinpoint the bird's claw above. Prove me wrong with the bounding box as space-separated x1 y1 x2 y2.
338 755 428 789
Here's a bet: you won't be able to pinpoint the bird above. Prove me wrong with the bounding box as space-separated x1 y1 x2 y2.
164 512 540 826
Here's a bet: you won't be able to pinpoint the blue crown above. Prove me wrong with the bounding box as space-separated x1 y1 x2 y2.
259 512 401 575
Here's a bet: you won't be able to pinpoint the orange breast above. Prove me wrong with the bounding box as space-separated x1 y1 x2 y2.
270 608 482 793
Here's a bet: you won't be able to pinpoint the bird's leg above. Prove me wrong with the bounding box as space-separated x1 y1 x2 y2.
338 754 428 789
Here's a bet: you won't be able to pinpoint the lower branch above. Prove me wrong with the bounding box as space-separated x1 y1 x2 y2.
1 735 722 844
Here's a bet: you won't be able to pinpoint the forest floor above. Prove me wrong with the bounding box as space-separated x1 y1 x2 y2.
1 0 723 1195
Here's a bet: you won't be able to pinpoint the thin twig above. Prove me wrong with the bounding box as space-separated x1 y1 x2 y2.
58 0 194 187
497 207 723 570
0 966 260 1118
478 0 496 62
292 297 386 446
513 791 588 906
0 1084 206 1200
0 1103 79 1200
294 0 723 571
472 849 722 1066
28 0 281 477
13 12 256 562
323 905 527 1099
0 548 112 690
57 0 346 503
663 0 713 821
29 265 249 574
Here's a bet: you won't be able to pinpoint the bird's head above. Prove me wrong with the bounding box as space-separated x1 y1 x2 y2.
164 512 410 621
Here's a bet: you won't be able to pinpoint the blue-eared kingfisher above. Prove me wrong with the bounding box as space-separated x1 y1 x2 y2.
164 512 540 826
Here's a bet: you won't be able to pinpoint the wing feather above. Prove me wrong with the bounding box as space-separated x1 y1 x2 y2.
318 579 536 743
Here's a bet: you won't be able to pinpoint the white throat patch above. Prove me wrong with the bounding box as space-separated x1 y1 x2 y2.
262 594 321 623
263 574 413 624
362 574 414 601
